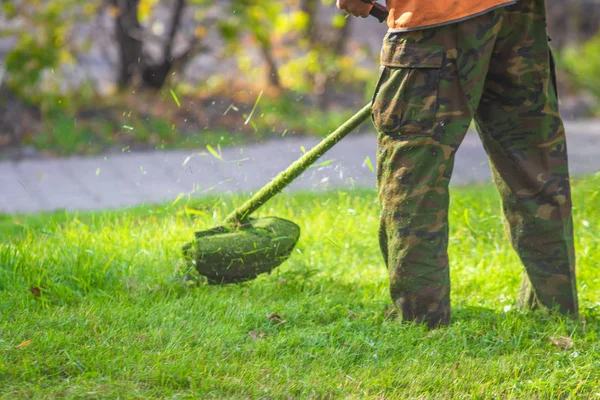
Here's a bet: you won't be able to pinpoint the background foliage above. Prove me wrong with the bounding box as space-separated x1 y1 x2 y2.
0 0 599 156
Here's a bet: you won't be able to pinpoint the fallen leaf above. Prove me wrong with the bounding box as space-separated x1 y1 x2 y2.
249 330 265 341
16 340 31 349
266 313 286 324
550 336 574 350
30 287 41 297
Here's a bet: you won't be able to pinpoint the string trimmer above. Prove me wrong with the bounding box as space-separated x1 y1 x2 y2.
182 3 389 284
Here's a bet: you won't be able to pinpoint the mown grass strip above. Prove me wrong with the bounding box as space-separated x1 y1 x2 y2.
0 173 599 398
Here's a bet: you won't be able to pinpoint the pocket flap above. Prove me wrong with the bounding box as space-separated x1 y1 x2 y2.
381 43 444 68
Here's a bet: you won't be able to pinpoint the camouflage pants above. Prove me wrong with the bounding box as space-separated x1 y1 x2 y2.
373 0 578 327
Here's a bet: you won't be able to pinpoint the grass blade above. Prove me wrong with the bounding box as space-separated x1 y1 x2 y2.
170 89 181 107
244 90 263 125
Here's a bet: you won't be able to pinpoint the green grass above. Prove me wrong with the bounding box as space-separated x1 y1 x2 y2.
1 174 600 398
26 112 247 158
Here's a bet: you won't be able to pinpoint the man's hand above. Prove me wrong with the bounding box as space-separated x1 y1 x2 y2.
336 0 373 18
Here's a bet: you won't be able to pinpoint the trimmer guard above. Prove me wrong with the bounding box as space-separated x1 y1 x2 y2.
182 217 301 284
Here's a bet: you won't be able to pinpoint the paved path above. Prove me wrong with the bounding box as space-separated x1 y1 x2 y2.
1 122 600 214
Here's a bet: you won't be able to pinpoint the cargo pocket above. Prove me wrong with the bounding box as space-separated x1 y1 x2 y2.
371 41 444 137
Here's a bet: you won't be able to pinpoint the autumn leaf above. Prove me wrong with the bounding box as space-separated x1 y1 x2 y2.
249 330 265 341
16 340 31 349
266 313 286 324
550 336 574 350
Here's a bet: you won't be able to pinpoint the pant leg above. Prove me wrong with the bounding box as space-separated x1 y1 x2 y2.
474 0 578 316
374 11 504 328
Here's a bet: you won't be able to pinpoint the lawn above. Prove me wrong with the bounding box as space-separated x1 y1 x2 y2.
1 173 600 398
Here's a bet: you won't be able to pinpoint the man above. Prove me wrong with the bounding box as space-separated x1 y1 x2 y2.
337 0 579 327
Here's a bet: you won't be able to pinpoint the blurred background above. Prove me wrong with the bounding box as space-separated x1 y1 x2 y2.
0 0 599 160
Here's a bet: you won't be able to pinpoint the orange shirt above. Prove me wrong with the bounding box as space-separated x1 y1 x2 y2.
385 0 516 31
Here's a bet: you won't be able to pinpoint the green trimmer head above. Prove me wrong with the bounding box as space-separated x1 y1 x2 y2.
182 104 372 284
182 217 300 284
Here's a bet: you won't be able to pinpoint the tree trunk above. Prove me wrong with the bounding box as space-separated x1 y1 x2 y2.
113 0 143 89
141 0 187 89
111 0 192 90
546 0 600 49
259 41 281 89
